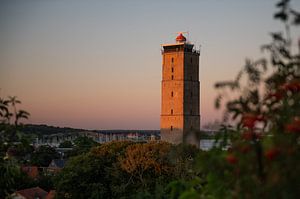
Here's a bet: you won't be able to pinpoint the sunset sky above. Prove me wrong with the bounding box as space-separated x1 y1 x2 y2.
1 0 299 130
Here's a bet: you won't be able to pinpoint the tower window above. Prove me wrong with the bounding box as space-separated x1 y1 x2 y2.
171 126 173 131
171 57 174 63
171 91 173 97
191 57 193 63
171 75 174 80
191 92 193 97
171 109 173 115
171 67 174 73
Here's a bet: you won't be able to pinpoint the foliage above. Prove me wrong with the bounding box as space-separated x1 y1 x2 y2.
6 141 34 163
35 172 56 192
73 136 97 149
69 136 98 156
120 142 173 181
59 140 73 148
21 124 84 136
55 141 132 199
0 158 35 198
0 96 29 126
176 0 300 198
0 96 30 144
0 96 36 197
55 141 199 199
31 145 60 167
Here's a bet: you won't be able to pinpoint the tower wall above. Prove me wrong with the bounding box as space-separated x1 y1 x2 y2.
160 41 200 147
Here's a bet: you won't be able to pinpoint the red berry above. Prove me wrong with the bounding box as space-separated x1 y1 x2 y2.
281 82 300 93
242 114 257 129
266 92 283 101
226 154 238 164
241 114 266 129
285 117 300 133
265 148 279 161
242 131 254 140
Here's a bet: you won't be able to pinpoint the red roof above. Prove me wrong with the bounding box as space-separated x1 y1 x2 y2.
16 187 48 199
45 190 56 199
21 166 39 179
176 33 186 42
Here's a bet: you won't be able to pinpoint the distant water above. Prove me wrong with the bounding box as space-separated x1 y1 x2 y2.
200 139 215 151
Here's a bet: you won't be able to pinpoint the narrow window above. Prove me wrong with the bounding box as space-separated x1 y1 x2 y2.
171 91 173 97
171 109 173 115
190 110 193 115
171 57 174 63
171 67 174 73
171 126 173 131
191 92 193 97
190 76 192 80
171 75 174 80
191 57 193 63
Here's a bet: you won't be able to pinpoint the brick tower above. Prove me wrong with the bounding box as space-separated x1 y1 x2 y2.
160 33 200 146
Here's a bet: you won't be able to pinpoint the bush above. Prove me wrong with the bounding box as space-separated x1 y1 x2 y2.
174 0 300 198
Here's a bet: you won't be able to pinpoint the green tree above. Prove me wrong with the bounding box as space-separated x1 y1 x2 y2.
55 141 132 199
0 158 35 198
8 96 29 127
74 136 97 147
59 140 73 148
36 173 55 192
0 96 30 144
0 96 34 197
72 136 98 154
31 145 60 167
54 141 198 199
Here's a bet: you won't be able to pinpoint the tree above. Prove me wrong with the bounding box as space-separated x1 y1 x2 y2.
59 141 73 148
70 136 98 155
0 96 30 144
119 142 173 193
54 141 198 199
55 141 132 199
31 145 60 167
0 96 34 197
8 96 29 126
0 158 35 198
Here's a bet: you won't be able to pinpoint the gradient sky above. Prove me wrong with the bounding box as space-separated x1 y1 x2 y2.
0 0 299 130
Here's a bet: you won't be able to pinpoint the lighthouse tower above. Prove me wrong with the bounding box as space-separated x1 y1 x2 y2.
160 33 200 146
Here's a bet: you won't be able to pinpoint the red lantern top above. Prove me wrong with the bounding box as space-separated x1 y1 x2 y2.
176 33 186 42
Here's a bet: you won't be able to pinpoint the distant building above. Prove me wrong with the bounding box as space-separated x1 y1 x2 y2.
33 133 78 147
161 33 201 146
11 187 51 199
90 131 160 143
32 130 160 147
47 159 66 173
